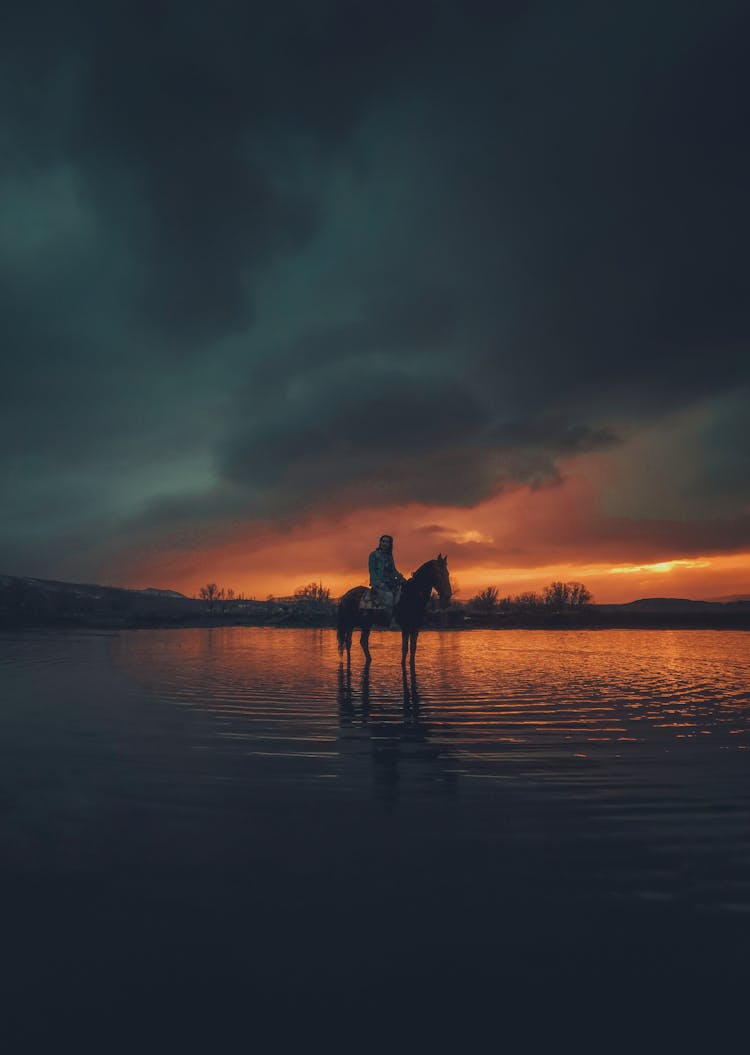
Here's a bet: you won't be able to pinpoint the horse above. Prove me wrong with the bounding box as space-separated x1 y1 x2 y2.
336 554 452 669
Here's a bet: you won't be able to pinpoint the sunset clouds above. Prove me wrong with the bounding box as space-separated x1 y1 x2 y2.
2 2 749 600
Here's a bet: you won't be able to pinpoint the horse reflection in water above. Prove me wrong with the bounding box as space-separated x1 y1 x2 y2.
336 665 458 803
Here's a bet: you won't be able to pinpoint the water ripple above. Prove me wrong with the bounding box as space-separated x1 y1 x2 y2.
2 626 749 912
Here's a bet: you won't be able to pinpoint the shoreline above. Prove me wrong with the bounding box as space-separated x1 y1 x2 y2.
2 611 750 632
4 574 749 633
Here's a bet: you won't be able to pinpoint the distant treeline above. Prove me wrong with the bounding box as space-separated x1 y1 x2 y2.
0 576 338 629
1 575 748 631
467 580 593 613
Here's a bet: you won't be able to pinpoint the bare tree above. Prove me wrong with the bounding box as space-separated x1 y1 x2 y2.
199 583 224 613
293 582 331 603
543 580 593 610
569 582 593 606
469 586 500 613
516 591 543 610
544 581 571 612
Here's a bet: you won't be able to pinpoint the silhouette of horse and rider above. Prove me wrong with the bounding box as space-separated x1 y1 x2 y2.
337 534 452 669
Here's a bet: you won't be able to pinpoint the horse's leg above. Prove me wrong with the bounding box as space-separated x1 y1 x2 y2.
360 615 372 664
339 598 356 670
409 629 418 669
401 628 409 668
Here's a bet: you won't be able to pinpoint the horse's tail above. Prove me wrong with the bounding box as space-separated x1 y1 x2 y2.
336 600 347 655
337 587 365 654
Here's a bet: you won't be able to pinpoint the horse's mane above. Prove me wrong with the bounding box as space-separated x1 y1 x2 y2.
410 559 438 582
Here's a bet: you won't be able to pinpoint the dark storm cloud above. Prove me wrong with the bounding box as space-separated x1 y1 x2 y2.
222 358 490 510
2 0 749 576
476 4 748 407
244 282 461 402
3 0 441 342
216 309 622 515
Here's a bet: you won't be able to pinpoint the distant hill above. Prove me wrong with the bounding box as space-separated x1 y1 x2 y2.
0 575 188 602
616 597 750 612
141 587 189 599
708 594 750 604
621 597 721 611
0 574 201 625
0 574 325 629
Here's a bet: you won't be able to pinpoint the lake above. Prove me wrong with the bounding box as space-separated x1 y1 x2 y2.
3 627 749 1044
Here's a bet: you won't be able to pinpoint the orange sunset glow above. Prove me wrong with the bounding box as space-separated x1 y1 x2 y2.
118 461 750 604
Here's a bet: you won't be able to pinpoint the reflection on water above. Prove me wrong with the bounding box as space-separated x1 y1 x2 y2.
2 626 750 917
103 625 750 771
115 627 750 911
336 664 459 804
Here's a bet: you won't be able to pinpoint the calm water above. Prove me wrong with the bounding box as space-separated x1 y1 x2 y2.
3 627 750 1040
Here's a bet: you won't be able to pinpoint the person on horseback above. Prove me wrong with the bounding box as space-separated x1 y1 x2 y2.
368 534 406 622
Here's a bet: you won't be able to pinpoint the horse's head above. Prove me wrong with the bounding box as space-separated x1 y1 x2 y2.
433 553 452 610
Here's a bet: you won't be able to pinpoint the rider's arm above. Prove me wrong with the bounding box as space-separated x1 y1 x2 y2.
369 551 383 587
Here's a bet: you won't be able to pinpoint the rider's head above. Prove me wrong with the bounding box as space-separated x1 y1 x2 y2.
379 534 393 551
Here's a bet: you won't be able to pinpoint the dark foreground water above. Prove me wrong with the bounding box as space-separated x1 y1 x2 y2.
2 627 749 1046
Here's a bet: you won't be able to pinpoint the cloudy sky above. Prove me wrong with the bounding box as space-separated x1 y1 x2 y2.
3 0 749 601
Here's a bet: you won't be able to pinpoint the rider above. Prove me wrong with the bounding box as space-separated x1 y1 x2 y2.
368 534 406 622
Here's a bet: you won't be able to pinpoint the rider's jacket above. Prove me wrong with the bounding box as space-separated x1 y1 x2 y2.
368 549 405 591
